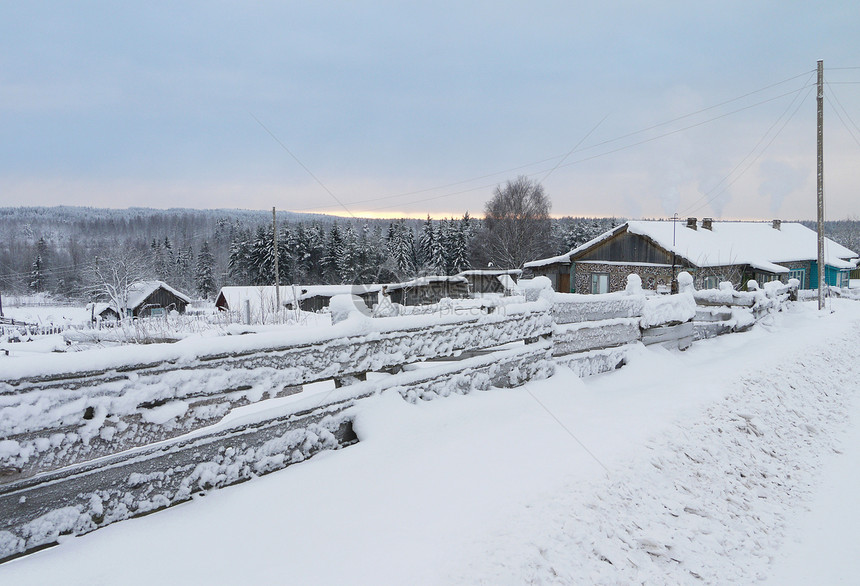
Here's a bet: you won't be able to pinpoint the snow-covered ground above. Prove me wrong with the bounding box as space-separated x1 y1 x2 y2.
1 304 92 326
1 299 858 584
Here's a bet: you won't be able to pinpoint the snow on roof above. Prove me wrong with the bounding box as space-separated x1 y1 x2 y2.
125 280 192 309
457 269 523 276
525 221 857 272
524 226 625 268
496 274 518 290
216 285 360 312
216 277 470 311
624 220 857 271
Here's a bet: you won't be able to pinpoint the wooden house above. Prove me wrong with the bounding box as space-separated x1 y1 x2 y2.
94 281 191 319
525 219 857 294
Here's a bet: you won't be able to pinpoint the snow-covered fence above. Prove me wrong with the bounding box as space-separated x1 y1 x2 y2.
692 280 797 340
0 281 798 562
1 308 551 484
550 280 698 376
551 293 644 377
0 303 555 561
0 319 78 341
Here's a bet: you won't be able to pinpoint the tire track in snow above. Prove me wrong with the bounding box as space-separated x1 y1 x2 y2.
455 318 860 585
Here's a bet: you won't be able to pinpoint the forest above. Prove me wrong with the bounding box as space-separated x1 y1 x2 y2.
0 207 622 301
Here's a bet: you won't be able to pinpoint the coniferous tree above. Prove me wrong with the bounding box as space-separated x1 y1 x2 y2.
323 223 344 283
428 222 446 274
228 229 253 284
250 225 274 285
29 237 50 293
196 240 216 299
29 256 44 293
450 217 471 274
418 216 435 268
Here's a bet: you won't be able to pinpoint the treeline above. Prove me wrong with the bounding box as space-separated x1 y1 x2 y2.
0 207 630 301
226 215 475 287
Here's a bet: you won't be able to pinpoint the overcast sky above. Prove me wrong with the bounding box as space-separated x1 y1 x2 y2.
2 2 858 220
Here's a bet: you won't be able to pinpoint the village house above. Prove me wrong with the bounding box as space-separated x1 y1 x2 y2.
215 276 471 316
525 218 858 294
93 280 191 320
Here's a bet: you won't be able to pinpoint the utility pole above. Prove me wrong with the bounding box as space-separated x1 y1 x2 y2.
671 213 678 294
817 60 825 310
273 207 280 312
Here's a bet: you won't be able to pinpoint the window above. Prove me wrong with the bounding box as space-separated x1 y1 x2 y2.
590 273 609 294
789 268 806 289
756 273 780 284
702 276 719 290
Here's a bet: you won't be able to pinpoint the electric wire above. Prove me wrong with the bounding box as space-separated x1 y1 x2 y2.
684 85 814 217
250 112 357 219
826 83 860 136
540 114 608 183
287 70 817 212
358 83 816 213
679 72 816 215
824 80 860 148
825 93 860 150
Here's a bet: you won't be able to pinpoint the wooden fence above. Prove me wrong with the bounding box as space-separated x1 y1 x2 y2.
0 284 796 562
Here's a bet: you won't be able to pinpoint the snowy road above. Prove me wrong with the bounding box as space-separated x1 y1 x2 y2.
1 300 858 584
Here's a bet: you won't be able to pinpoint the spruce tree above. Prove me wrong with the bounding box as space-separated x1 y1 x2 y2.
195 240 216 299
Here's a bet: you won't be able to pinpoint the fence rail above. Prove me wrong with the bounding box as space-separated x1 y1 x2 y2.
0 283 797 562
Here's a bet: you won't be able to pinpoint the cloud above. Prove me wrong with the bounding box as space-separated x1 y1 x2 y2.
758 159 809 216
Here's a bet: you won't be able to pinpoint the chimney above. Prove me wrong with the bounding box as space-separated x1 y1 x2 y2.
701 217 713 230
772 219 781 230
686 217 697 230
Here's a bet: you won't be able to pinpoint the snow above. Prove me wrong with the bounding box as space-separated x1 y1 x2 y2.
764 392 860 586
526 220 858 272
124 281 192 310
626 220 857 270
1 305 92 326
1 298 858 583
640 291 696 327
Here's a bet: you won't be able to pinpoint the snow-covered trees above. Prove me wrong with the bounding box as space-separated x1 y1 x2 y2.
0 207 640 297
220 214 476 287
29 238 49 293
195 241 216 299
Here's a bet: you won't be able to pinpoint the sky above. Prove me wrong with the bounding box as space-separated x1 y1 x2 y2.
1 1 859 221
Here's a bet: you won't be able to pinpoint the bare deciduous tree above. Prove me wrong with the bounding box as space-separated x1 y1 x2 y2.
480 176 553 268
84 246 154 320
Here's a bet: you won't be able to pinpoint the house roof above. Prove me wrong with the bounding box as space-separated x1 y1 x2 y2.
126 280 192 309
526 220 858 273
456 269 523 277
216 276 470 311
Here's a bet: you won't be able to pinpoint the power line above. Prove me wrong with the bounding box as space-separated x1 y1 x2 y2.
287 70 817 212
540 114 608 183
250 113 357 219
680 72 816 215
684 85 814 217
825 94 860 150
317 82 817 214
825 79 860 137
